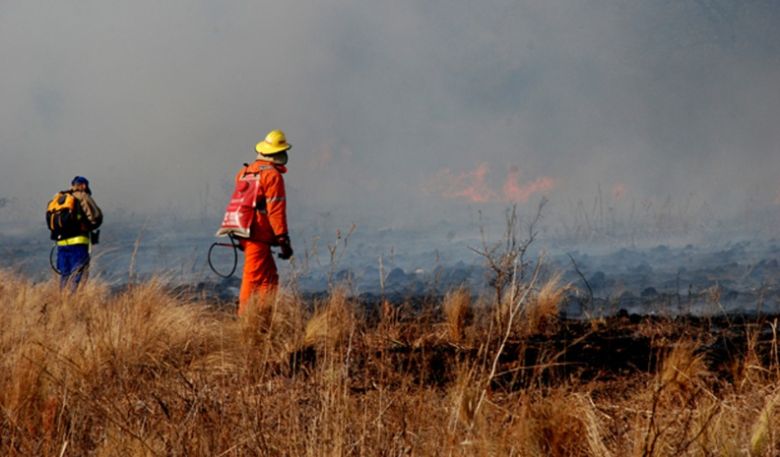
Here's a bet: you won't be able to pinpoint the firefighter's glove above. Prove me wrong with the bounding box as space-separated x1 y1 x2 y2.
277 234 293 260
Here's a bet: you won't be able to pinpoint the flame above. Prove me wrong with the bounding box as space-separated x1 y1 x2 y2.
432 162 496 203
306 142 352 169
426 163 555 204
502 166 556 203
311 144 334 168
612 183 626 200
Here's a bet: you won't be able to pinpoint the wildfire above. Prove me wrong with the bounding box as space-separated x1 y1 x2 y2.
300 143 335 169
503 166 556 203
305 142 353 169
612 183 626 201
430 162 496 203
426 163 555 204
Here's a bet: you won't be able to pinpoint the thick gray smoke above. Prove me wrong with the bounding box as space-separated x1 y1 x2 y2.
1 1 779 234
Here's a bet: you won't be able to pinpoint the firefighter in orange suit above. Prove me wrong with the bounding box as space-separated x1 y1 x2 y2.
237 129 294 315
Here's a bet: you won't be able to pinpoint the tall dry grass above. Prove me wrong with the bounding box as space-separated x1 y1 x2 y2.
521 272 566 336
442 287 471 343
2 269 780 456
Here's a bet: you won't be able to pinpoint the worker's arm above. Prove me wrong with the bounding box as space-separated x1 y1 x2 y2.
263 170 288 237
78 193 103 229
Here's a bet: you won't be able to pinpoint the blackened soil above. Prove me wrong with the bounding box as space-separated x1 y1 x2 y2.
292 314 780 391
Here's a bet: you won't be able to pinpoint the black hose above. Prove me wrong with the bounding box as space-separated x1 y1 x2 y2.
50 245 62 275
208 234 239 278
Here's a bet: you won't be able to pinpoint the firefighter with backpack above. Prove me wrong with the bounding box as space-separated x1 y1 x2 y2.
216 129 294 316
46 176 103 290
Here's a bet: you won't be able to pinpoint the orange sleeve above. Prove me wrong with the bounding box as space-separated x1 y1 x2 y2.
263 169 288 236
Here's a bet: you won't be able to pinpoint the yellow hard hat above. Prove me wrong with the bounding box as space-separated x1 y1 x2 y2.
255 129 292 155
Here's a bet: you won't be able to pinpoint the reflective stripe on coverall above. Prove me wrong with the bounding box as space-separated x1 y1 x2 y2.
235 159 288 315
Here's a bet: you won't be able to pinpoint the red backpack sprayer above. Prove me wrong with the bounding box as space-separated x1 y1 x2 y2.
208 163 282 278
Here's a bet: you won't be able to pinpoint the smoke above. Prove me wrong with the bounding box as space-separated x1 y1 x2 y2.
1 1 779 235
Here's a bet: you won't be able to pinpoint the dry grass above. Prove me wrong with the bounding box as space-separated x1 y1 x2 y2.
2 269 780 456
303 286 356 349
521 272 566 336
442 287 471 343
749 391 780 456
657 340 710 397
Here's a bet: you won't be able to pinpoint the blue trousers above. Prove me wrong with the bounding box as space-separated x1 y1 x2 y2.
57 244 90 290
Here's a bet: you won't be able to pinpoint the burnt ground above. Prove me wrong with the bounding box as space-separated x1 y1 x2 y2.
289 313 780 392
158 280 780 391
133 281 780 393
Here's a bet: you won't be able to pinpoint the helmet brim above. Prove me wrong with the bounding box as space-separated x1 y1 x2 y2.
256 141 292 155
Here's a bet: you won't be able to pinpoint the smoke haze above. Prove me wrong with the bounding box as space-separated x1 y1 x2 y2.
1 1 779 233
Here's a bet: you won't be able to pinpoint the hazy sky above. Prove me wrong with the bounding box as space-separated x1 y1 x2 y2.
1 1 779 227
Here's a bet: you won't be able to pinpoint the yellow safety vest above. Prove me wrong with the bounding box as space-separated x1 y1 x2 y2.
57 235 90 246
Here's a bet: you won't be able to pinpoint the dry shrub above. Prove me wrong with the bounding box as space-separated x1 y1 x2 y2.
658 339 709 398
521 273 565 335
303 286 356 348
442 287 471 342
631 340 773 457
575 393 614 457
67 281 225 383
641 380 780 457
2 345 50 440
238 288 306 363
5 267 780 456
690 395 732 457
379 298 402 338
749 391 780 456
495 288 513 331
238 293 275 342
269 289 307 351
498 390 611 457
448 366 481 430
733 328 766 389
490 274 566 338
0 272 231 455
493 284 530 336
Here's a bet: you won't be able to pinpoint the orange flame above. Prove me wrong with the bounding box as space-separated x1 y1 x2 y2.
426 163 555 204
306 142 353 169
502 166 556 203
309 143 335 168
612 183 626 201
434 162 496 203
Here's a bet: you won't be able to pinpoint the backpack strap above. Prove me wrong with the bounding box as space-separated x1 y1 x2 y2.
238 163 250 180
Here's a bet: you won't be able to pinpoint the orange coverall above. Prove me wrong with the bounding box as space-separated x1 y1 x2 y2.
235 160 289 315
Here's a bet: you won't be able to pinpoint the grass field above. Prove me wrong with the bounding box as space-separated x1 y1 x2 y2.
1 269 779 456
